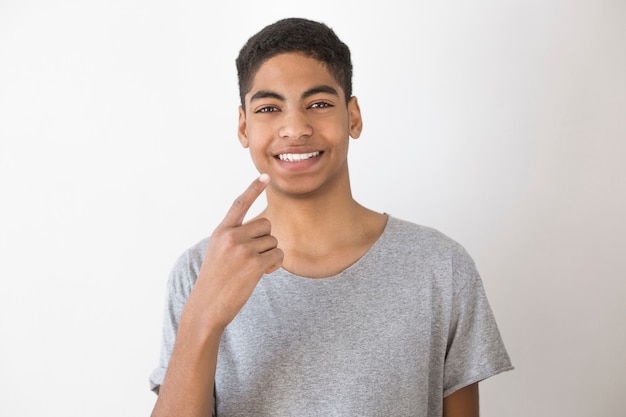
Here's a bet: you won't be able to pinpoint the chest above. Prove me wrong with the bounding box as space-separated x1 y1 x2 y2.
214 274 451 416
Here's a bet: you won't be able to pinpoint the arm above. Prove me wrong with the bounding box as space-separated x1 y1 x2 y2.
150 311 222 417
151 174 283 417
443 383 479 417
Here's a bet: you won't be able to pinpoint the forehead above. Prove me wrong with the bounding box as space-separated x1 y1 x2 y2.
247 52 342 97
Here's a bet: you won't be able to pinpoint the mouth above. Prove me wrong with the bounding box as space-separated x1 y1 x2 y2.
276 151 321 162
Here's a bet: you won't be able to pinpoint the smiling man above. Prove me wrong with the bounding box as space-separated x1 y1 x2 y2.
150 18 512 417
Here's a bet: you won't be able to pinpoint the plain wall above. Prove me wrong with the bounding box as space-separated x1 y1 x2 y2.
1 0 624 416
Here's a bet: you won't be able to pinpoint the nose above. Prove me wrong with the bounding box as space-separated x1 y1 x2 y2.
278 109 313 140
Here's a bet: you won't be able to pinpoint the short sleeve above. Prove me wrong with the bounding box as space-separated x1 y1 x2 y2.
148 252 190 393
149 238 215 415
443 249 513 397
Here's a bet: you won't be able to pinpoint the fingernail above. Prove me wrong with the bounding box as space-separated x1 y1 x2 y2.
259 173 270 183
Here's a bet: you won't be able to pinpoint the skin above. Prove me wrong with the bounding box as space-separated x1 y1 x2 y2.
151 174 282 417
444 383 480 417
237 52 383 278
151 52 480 416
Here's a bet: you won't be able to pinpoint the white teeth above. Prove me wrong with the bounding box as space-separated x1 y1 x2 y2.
278 152 320 162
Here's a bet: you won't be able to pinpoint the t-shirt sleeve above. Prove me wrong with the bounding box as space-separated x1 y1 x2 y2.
442 247 513 397
149 240 216 415
148 251 190 393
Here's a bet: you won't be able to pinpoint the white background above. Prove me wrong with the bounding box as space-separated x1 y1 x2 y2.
1 1 624 416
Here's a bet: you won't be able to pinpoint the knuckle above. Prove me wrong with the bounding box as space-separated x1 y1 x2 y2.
258 218 272 232
231 196 246 211
217 229 239 248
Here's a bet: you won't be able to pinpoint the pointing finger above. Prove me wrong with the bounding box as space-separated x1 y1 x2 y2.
221 173 270 227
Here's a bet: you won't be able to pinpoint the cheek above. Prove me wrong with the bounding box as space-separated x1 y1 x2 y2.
325 123 351 147
245 129 275 163
247 119 275 139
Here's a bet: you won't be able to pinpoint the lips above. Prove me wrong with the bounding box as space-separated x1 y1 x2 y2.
276 151 321 162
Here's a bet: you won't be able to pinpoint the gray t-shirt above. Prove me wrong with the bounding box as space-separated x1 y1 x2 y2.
150 216 513 416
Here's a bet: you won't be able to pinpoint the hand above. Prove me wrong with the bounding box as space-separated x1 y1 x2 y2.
186 174 283 329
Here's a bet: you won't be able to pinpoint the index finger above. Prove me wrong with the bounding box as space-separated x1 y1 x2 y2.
220 173 270 227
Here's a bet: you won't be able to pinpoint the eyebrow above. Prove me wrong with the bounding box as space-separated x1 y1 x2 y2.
249 90 285 102
249 85 339 103
302 85 339 99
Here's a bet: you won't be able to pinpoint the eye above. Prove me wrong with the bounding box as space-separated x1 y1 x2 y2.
255 105 280 113
309 101 333 109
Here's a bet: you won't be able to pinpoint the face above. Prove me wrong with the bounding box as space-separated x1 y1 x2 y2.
238 52 362 198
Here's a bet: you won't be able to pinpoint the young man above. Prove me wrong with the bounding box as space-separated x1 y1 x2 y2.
150 18 512 417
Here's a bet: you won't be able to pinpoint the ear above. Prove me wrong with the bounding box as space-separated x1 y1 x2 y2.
348 97 363 139
238 106 249 148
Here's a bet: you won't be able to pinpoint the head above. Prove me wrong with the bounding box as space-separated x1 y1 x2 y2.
236 18 353 108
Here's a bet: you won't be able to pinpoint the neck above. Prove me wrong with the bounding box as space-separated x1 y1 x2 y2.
254 172 388 278
251 167 387 278
263 186 363 248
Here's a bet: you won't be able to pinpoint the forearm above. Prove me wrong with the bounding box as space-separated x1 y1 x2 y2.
152 175 281 416
151 307 224 417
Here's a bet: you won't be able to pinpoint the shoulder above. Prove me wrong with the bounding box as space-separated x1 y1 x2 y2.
384 216 471 260
383 216 478 286
165 236 211 301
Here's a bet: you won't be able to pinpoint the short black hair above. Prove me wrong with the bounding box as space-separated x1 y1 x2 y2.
236 18 353 107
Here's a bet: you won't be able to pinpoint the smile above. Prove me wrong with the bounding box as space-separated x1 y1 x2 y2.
277 151 321 162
